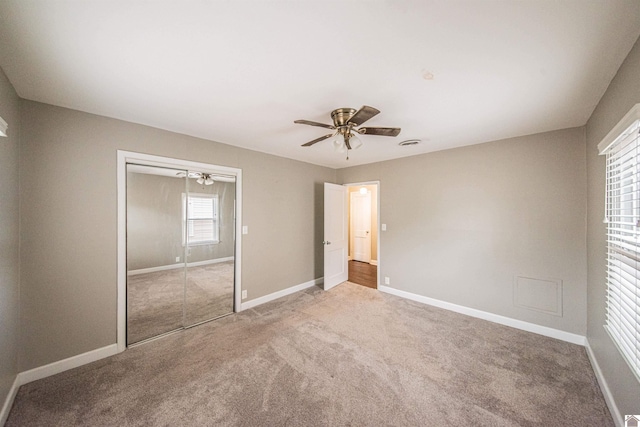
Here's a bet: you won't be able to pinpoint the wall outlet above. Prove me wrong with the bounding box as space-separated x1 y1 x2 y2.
242 226 248 235
241 290 247 299
384 276 390 285
175 256 180 262
382 224 387 231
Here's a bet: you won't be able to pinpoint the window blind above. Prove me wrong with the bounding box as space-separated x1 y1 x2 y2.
188 197 215 219
184 194 219 244
604 117 640 382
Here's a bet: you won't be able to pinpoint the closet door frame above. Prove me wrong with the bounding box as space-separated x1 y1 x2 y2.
117 150 243 352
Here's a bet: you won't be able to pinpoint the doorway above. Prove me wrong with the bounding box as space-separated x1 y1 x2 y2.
346 183 379 289
117 151 242 351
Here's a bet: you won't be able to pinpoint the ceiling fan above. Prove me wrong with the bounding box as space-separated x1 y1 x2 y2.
175 171 237 184
175 171 215 185
294 105 401 159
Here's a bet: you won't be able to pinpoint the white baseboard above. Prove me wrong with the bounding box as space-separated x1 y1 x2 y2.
17 344 119 385
378 285 586 346
1 344 119 425
128 257 234 276
188 257 234 268
585 339 622 427
0 376 20 426
240 277 323 311
128 263 183 276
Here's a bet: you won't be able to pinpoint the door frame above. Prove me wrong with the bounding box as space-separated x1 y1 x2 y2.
117 150 243 352
344 181 380 288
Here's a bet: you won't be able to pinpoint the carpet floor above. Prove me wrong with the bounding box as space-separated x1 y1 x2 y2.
7 282 612 426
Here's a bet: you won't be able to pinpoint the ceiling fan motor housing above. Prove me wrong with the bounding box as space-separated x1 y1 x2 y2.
331 108 357 127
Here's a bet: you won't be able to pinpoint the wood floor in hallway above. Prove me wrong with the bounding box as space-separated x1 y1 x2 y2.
348 260 377 289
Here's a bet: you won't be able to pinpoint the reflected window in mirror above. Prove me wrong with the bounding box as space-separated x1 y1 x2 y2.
183 193 219 245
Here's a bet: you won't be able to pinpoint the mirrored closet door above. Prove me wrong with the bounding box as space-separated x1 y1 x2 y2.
184 172 236 326
126 164 236 345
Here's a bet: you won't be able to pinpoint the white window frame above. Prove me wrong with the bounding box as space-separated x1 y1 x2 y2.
599 103 640 383
182 192 220 246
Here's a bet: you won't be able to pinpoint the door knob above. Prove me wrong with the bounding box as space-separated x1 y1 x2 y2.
324 241 332 245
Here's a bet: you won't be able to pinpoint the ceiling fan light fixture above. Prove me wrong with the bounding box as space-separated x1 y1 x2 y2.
196 176 204 184
332 132 345 153
333 132 364 153
348 133 363 150
204 176 214 185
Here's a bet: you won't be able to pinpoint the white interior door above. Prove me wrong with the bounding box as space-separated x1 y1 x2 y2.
324 183 348 290
350 190 371 263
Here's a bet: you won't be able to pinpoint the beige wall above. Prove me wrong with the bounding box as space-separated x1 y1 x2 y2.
0 67 20 413
586 36 640 417
338 127 588 335
347 185 378 261
18 100 335 370
127 172 235 270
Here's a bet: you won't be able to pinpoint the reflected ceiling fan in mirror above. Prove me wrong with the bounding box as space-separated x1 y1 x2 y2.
295 105 401 160
175 171 214 185
175 171 237 184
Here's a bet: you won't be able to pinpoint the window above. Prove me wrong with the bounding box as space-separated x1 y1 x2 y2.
0 115 7 137
183 193 219 245
600 104 640 382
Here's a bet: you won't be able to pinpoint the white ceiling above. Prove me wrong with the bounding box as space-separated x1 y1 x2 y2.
1 1 639 169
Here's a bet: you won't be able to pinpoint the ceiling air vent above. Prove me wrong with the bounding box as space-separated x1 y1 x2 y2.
399 139 420 146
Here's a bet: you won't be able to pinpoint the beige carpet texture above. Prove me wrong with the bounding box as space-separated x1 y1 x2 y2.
7 282 612 426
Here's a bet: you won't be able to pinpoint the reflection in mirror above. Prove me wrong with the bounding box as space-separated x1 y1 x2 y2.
126 164 187 344
126 164 237 345
185 172 236 326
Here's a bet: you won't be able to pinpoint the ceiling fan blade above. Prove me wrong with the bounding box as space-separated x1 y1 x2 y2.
301 133 333 147
294 119 335 130
348 105 380 126
176 171 203 178
358 127 401 137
